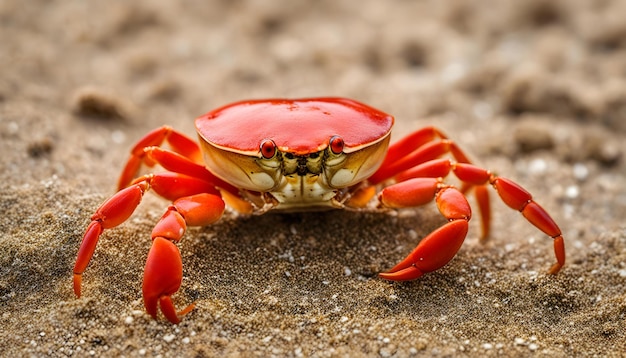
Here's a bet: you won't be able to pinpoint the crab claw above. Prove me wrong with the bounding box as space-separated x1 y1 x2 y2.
379 185 471 281
142 237 194 324
379 218 469 281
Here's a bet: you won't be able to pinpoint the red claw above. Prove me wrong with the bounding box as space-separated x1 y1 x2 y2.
143 237 194 324
379 185 471 281
141 194 224 323
379 265 424 281
379 219 469 281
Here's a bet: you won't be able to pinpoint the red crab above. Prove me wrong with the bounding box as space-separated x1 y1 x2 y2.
73 98 565 323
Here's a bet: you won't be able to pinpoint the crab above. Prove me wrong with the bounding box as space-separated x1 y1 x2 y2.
73 97 566 324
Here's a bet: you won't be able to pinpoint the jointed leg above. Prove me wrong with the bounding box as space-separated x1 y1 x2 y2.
73 173 217 291
118 126 203 190
73 173 226 323
349 127 473 210
119 141 239 199
369 127 471 185
118 130 239 198
73 183 148 297
404 160 565 274
375 158 565 278
378 178 471 280
143 193 225 323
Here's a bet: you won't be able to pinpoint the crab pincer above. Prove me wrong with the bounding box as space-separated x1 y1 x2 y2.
143 193 224 323
378 179 471 280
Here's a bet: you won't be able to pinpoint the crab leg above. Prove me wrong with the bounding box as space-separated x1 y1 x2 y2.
489 176 565 274
119 143 239 197
378 178 471 280
73 174 207 295
130 172 219 200
395 158 491 238
73 183 147 297
369 127 471 184
439 162 564 273
144 193 225 323
73 173 224 323
384 160 566 275
118 126 203 190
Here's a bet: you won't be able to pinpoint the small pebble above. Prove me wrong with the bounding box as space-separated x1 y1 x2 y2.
528 158 547 175
111 130 126 144
572 163 589 181
565 185 579 199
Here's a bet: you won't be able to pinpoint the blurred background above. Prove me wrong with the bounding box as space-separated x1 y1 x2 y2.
3 0 626 126
2 0 624 173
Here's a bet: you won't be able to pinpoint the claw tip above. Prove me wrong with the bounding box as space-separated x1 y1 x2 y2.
378 266 424 281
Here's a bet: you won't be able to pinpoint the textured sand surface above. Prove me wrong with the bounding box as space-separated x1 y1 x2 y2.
1 1 625 356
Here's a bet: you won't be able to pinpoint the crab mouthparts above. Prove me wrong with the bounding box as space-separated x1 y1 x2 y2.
282 152 323 177
295 157 309 176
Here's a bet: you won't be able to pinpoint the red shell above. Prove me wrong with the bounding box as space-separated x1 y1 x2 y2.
195 98 394 155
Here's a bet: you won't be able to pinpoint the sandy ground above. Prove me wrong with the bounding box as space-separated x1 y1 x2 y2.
1 0 625 357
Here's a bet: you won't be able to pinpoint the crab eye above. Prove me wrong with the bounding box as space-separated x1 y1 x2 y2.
260 139 276 159
329 135 344 154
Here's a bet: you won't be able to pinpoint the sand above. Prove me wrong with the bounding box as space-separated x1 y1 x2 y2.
1 0 625 357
